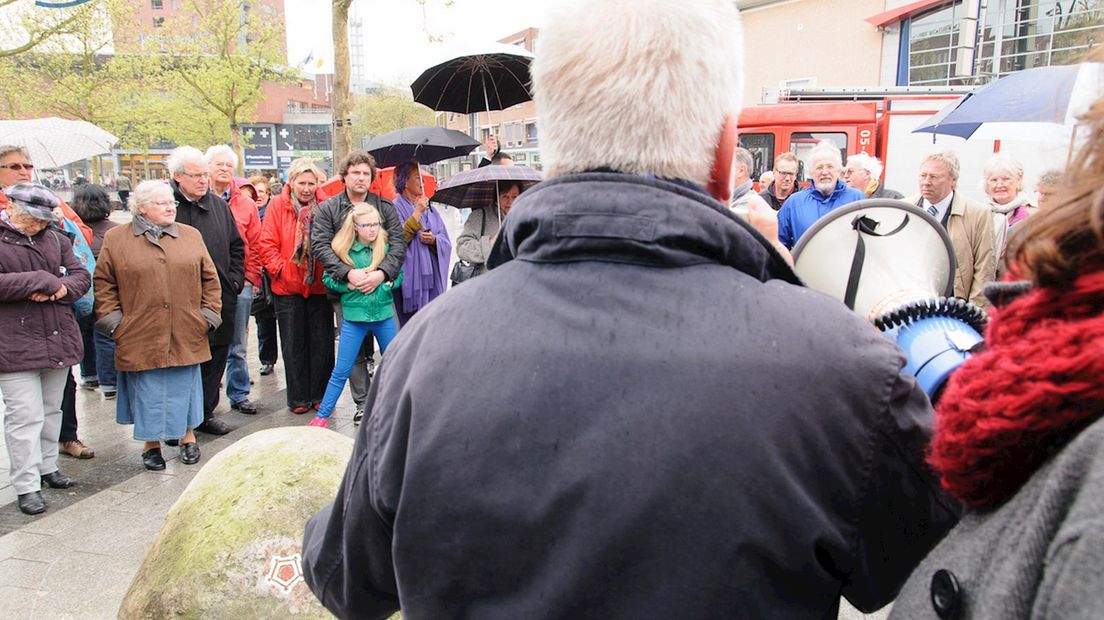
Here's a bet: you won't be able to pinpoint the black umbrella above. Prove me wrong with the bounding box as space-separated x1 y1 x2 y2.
365 126 480 168
411 43 535 114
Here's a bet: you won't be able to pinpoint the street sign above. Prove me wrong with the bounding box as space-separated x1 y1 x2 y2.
242 124 276 168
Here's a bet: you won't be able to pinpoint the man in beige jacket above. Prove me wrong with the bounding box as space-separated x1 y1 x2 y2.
907 150 996 308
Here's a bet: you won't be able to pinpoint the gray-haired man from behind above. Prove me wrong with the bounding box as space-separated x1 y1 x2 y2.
302 1 957 618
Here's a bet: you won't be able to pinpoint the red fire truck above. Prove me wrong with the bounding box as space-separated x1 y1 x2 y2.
737 87 1069 201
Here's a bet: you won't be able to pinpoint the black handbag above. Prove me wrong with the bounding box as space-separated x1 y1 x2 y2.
450 210 487 286
250 269 274 316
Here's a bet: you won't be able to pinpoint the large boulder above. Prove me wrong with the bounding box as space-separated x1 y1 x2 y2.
119 427 353 619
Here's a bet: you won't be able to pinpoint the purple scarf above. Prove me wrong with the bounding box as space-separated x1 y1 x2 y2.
393 194 452 312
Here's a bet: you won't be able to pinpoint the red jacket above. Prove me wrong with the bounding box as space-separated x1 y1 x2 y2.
257 184 328 297
225 179 262 287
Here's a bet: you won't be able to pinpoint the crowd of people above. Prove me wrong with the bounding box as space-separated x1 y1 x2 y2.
0 138 476 513
2 0 1101 615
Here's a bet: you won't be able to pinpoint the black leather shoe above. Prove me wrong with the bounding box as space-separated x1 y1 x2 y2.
259 364 274 376
142 448 166 471
165 439 180 447
180 442 201 465
18 491 46 515
196 417 232 435
231 399 258 414
41 471 73 489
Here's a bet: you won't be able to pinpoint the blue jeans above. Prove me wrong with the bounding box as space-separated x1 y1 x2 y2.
224 284 253 404
77 312 116 388
316 316 398 419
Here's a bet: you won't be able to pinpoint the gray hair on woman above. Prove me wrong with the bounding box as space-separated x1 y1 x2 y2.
129 180 174 215
981 153 1024 190
0 145 30 160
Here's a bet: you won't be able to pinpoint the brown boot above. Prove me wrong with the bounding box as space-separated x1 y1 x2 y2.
60 439 95 459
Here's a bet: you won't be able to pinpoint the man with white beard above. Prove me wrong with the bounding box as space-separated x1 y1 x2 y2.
777 141 864 249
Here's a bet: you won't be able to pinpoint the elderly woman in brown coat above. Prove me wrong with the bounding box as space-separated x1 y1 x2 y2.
94 180 221 471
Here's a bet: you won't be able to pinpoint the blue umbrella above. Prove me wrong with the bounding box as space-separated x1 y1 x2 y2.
913 63 1104 141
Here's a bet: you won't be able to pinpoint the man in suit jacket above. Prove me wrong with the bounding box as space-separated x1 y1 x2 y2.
907 150 996 309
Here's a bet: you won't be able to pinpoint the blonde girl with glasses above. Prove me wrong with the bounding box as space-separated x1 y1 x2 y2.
308 203 403 428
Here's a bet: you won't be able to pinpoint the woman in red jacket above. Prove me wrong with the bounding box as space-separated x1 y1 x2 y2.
256 159 335 413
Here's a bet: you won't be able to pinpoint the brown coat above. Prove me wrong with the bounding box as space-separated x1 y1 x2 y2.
907 191 996 309
93 221 222 372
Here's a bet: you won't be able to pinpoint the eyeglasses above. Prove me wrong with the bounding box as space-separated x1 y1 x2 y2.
354 222 381 229
151 200 179 208
179 171 209 180
774 170 797 177
0 163 34 171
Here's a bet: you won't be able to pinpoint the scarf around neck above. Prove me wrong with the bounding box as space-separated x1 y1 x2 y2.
134 213 168 240
928 272 1104 508
291 197 318 285
393 194 452 312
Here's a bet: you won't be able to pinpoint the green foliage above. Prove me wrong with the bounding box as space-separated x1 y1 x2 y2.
0 0 105 58
351 88 436 146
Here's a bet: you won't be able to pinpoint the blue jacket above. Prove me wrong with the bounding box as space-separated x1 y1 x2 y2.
777 179 865 249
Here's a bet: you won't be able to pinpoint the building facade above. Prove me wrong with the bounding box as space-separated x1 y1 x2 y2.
112 0 333 181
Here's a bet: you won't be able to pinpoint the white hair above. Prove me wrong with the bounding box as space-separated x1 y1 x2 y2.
982 152 1024 181
808 141 842 169
204 144 237 168
846 152 883 180
532 0 744 185
167 146 206 176
129 180 174 215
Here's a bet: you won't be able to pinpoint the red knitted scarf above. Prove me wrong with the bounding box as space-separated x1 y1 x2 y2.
929 272 1104 508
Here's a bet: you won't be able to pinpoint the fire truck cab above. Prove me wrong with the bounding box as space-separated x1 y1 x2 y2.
737 87 1070 202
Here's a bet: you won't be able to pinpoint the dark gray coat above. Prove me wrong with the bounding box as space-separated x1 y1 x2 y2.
171 181 243 346
0 218 90 372
313 190 405 283
302 173 958 619
890 416 1104 619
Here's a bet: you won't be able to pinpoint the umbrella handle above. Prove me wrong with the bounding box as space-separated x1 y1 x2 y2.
481 73 496 147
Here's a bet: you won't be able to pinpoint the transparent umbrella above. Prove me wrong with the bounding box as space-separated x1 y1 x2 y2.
0 117 118 168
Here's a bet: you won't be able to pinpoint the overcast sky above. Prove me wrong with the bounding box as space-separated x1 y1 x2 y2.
284 0 554 87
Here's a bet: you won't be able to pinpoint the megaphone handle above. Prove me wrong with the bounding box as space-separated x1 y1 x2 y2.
843 214 911 310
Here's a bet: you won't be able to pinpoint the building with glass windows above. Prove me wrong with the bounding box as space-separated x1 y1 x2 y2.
872 0 1103 86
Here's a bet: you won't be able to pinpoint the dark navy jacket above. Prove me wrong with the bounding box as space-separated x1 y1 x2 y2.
302 172 958 619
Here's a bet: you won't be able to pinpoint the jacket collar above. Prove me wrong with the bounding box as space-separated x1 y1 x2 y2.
806 179 850 204
171 180 211 211
501 172 800 284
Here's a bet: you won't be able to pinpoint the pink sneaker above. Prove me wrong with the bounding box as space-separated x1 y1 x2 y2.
307 416 329 429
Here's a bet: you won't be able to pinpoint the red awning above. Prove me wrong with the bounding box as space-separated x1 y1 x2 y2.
866 0 948 28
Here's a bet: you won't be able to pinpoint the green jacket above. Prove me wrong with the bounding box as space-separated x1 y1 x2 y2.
322 242 402 323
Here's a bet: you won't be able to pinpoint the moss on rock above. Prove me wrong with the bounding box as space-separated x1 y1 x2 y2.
119 427 354 619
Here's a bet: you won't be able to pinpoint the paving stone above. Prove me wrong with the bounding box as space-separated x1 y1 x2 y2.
0 584 48 620
0 557 49 589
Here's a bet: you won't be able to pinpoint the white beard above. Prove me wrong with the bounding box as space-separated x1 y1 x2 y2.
814 179 836 195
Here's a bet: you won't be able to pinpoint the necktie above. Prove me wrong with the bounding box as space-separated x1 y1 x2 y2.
927 204 938 218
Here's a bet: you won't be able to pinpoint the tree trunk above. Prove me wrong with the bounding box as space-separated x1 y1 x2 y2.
230 122 245 175
332 0 353 167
